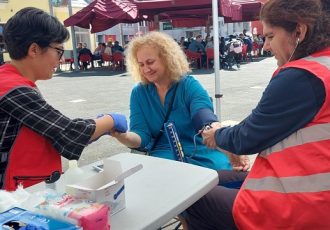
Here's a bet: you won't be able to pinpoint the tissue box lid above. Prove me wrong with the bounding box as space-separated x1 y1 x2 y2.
66 162 143 192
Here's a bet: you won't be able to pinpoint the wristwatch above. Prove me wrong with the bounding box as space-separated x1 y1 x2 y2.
203 123 213 131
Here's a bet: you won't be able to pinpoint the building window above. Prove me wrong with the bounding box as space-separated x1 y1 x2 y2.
74 26 91 49
0 0 9 3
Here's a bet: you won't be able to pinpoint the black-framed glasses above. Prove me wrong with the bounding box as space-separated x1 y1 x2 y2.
48 45 64 60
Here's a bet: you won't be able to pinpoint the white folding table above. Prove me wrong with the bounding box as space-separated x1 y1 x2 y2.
28 152 219 230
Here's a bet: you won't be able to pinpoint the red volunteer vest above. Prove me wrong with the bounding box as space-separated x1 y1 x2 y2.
233 48 330 229
0 64 61 191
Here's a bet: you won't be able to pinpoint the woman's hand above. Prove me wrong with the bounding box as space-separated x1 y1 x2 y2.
111 131 141 149
229 154 250 171
201 122 221 149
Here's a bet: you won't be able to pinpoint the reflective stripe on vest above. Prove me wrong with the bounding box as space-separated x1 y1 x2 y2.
303 56 330 70
260 122 330 157
244 172 330 193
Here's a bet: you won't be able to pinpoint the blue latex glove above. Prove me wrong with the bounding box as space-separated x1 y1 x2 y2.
97 113 128 134
89 113 127 145
108 113 128 133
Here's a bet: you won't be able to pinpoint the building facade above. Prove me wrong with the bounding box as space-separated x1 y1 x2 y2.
0 0 254 60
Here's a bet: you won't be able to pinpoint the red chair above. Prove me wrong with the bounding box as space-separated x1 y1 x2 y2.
242 44 253 63
79 54 92 70
252 42 259 57
185 50 202 69
112 52 125 71
241 44 249 63
101 53 113 67
206 48 214 69
60 50 74 71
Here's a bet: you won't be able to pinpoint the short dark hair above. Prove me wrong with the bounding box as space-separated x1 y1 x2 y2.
260 0 330 60
3 7 70 60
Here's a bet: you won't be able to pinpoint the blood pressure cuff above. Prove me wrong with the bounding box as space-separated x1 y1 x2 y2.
192 108 218 132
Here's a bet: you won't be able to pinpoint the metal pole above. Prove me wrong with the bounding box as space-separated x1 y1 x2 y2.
137 22 140 36
154 15 160 31
68 0 79 71
119 23 124 46
212 0 221 120
48 0 54 16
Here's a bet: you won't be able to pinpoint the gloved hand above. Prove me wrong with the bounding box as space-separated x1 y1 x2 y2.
89 113 127 145
108 113 128 133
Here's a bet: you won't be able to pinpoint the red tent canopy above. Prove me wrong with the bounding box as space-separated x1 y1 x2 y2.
136 0 232 19
64 0 139 33
136 0 262 28
64 0 263 32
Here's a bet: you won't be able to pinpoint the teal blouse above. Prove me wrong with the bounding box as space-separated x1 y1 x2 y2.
130 75 231 170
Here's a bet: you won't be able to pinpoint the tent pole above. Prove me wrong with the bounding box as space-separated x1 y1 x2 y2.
68 0 79 71
212 0 221 121
154 15 160 31
48 0 53 16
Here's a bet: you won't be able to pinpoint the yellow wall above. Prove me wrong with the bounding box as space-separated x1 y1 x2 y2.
0 0 50 22
0 1 95 51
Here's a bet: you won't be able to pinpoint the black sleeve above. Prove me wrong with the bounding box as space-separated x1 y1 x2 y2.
215 68 325 154
0 87 96 159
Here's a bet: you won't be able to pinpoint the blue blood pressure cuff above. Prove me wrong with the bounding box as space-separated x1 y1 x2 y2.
192 108 218 132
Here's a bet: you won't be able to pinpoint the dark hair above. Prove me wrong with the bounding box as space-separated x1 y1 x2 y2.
260 0 330 60
3 7 70 60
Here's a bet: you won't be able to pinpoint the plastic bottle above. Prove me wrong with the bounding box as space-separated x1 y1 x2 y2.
64 160 84 185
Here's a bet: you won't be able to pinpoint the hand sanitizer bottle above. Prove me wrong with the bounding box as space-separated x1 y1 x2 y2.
64 160 84 185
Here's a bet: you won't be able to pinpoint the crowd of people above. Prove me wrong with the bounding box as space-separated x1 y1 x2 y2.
177 29 268 70
1 0 330 229
73 40 124 70
59 30 267 72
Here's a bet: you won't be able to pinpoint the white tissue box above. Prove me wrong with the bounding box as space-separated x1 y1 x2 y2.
66 159 142 215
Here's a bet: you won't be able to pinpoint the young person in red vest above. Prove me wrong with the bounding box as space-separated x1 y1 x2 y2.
0 7 127 191
186 0 330 229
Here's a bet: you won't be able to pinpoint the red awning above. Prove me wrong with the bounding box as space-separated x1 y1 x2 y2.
136 0 262 24
64 0 139 33
64 0 263 32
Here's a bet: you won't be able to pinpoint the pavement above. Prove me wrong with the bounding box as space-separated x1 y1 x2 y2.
36 56 277 229
39 56 276 169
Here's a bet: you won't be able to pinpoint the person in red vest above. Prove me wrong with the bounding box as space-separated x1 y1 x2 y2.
0 7 128 191
186 0 330 229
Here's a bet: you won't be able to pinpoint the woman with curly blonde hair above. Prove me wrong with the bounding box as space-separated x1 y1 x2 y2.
112 31 233 170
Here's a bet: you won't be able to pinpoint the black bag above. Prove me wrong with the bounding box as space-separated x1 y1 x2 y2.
131 82 179 155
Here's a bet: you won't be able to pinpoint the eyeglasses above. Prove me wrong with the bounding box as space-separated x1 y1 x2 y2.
48 45 64 60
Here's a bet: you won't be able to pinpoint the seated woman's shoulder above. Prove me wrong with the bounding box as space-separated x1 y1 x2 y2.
182 75 195 81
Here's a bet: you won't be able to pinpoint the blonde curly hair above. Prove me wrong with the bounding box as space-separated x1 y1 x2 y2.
125 31 191 84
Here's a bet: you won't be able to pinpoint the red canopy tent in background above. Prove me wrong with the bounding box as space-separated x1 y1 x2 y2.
64 0 263 32
64 0 140 33
135 0 262 28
